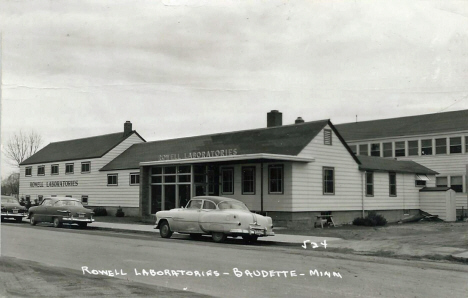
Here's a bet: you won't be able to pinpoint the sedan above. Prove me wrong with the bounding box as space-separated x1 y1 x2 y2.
1 195 28 222
155 196 274 243
28 197 94 228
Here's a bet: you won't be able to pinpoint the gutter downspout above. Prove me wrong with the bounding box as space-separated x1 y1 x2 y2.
361 171 365 218
261 162 264 213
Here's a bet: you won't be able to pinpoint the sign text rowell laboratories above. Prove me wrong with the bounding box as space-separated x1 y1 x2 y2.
30 181 79 188
158 148 238 161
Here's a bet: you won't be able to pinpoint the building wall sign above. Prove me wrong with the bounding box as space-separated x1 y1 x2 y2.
30 181 79 188
158 148 238 161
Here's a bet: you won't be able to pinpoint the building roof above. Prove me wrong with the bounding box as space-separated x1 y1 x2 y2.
357 155 438 175
101 120 355 171
419 187 451 192
20 131 145 165
335 109 468 141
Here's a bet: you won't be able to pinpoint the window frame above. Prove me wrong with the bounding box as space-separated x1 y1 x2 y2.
436 176 448 187
366 172 374 197
241 166 256 195
221 167 234 195
389 172 397 197
408 140 419 156
81 195 89 205
394 141 405 157
324 129 332 145
322 167 335 195
25 167 32 177
37 165 45 176
51 164 59 175
370 143 380 157
268 164 284 194
421 139 433 156
65 163 74 174
81 162 91 173
435 138 447 155
107 174 118 186
382 142 392 157
449 137 462 154
130 172 140 186
359 144 369 156
450 176 463 193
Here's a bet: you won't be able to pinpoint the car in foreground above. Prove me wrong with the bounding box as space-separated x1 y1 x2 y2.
155 196 274 243
28 197 94 228
1 195 28 222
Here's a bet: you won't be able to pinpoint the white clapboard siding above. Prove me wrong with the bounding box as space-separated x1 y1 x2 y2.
19 133 144 207
294 125 363 212
420 190 457 221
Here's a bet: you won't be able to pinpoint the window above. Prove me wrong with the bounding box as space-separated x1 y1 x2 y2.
130 173 140 185
221 168 234 194
25 167 32 176
435 138 447 155
51 164 59 175
324 129 332 145
37 165 45 176
269 165 283 194
42 199 53 206
370 143 380 157
359 144 368 156
81 195 88 205
202 200 216 210
66 195 72 198
81 162 90 173
38 195 43 203
415 174 429 187
66 163 74 174
383 142 392 157
323 167 335 195
394 141 405 157
187 200 202 209
421 139 432 155
389 172 397 196
408 140 419 156
436 176 448 187
450 176 463 193
366 172 374 196
107 174 118 186
449 137 462 154
466 136 468 153
242 167 255 195
415 180 426 187
349 145 357 155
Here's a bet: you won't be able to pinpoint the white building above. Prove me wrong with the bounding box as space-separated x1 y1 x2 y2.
336 109 468 217
19 112 441 226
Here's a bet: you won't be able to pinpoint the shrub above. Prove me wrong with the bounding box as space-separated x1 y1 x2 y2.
353 211 387 226
115 206 125 217
93 207 108 216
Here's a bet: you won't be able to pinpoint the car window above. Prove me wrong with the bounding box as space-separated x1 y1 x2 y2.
42 200 53 206
186 200 202 209
202 200 217 210
218 201 249 211
54 200 82 207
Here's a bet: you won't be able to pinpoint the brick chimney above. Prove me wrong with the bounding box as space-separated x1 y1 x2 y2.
124 121 132 137
295 117 305 124
267 110 282 127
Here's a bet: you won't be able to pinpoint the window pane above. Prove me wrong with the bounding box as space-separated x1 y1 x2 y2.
395 142 405 157
449 137 462 154
383 143 392 157
178 175 191 183
436 177 448 187
222 168 233 194
152 167 162 175
242 167 255 194
435 138 447 155
151 176 162 184
164 167 176 174
421 139 432 155
269 166 283 193
408 140 418 156
450 176 463 193
371 143 380 157
164 175 176 183
323 168 334 194
178 166 191 173
359 144 368 156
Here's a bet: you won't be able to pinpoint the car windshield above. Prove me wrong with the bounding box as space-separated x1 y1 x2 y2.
217 201 249 211
54 200 82 207
1 197 19 204
186 200 202 209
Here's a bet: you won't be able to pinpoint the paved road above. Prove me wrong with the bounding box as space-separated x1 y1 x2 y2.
1 223 468 298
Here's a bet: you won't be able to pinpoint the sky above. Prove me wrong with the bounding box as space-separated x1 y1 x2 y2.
1 0 468 177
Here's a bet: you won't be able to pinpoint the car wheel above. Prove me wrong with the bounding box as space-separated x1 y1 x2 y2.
242 235 258 244
159 221 173 238
212 232 227 243
189 234 202 240
30 215 37 226
15 217 23 223
53 217 62 228
78 222 88 229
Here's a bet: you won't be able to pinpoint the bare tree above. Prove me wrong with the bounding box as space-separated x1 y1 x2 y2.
1 172 20 196
3 130 43 168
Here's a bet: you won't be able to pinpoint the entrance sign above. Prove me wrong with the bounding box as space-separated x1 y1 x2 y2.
159 148 238 161
30 181 79 187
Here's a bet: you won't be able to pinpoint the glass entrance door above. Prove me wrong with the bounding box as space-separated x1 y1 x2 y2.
150 165 192 213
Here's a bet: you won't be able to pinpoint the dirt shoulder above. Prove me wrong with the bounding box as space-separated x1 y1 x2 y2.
0 256 212 298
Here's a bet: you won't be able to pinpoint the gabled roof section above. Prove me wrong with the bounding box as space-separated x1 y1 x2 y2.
335 109 468 141
357 155 438 175
100 120 331 171
20 131 145 165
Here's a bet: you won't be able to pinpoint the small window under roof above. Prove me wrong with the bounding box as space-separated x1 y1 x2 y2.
415 174 430 181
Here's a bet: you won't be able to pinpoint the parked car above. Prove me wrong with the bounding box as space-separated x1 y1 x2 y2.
155 196 274 243
1 195 28 222
28 197 94 228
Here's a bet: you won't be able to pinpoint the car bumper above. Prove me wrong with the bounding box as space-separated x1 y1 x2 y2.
61 217 95 223
228 228 275 237
1 212 27 218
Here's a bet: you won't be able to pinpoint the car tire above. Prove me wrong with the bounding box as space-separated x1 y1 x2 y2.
15 217 23 223
53 217 62 228
212 232 227 243
159 221 173 238
30 215 37 226
78 222 88 229
242 235 258 244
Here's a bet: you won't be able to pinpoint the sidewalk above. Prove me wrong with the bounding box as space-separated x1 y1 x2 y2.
90 220 468 262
